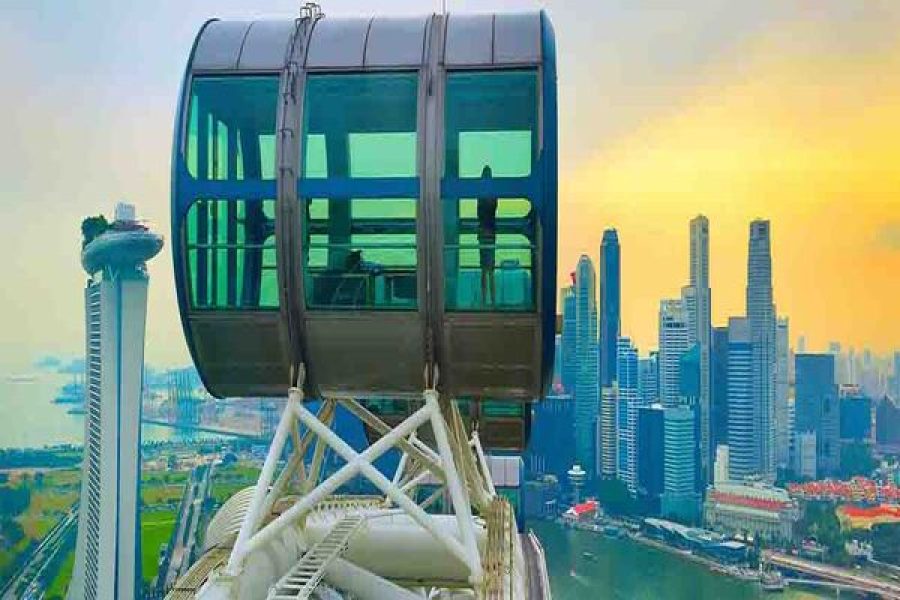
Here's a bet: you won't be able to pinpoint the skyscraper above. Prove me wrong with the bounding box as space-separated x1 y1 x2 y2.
746 220 776 482
70 203 163 600
639 352 659 405
892 351 900 400
658 299 689 407
574 256 599 479
711 326 729 455
726 317 755 481
662 404 700 523
616 337 640 493
637 404 665 514
560 285 577 395
686 215 712 485
599 386 618 479
599 229 621 387
775 317 791 470
795 354 839 477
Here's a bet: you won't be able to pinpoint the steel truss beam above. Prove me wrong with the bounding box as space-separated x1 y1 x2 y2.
223 385 510 594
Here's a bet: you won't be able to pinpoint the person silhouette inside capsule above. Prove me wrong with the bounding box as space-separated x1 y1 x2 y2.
477 165 498 306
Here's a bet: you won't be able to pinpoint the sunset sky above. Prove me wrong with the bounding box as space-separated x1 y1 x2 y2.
0 0 897 370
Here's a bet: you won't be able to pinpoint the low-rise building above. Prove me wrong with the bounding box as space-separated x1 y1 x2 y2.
703 481 800 543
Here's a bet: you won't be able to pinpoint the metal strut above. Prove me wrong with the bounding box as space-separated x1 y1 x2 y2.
214 366 529 598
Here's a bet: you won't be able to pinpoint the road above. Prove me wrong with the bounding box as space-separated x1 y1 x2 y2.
1 503 78 600
160 463 213 593
764 550 900 599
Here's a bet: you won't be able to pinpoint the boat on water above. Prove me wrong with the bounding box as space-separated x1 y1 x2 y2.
67 406 86 415
582 551 596 560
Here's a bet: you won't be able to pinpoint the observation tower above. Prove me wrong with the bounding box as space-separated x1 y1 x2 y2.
169 5 556 599
69 203 163 600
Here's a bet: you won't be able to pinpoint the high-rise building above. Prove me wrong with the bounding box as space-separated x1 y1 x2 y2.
795 354 839 477
711 326 730 457
658 299 689 407
686 215 712 487
891 351 900 401
70 203 163 600
876 397 900 445
599 229 621 387
726 317 756 481
616 337 640 493
797 336 807 354
775 317 791 470
679 344 704 490
839 391 872 443
639 352 659 404
637 404 665 515
560 285 577 395
552 334 562 390
662 404 700 523
794 431 817 480
714 445 730 485
525 394 575 484
746 220 776 481
599 386 618 478
574 256 599 479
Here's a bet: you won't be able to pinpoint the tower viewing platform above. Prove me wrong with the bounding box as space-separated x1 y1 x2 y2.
81 202 163 276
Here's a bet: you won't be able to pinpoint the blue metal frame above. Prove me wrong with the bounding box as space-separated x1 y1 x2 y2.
539 10 559 401
171 19 218 394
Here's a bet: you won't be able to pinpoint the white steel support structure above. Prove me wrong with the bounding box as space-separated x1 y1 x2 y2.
195 382 526 600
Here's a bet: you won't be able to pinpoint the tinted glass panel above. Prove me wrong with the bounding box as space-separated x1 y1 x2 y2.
185 199 278 309
445 70 538 178
444 197 536 311
303 197 416 309
300 72 419 310
186 76 279 180
302 73 418 178
444 70 539 313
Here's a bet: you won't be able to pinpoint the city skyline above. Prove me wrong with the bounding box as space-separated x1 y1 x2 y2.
1 1 899 372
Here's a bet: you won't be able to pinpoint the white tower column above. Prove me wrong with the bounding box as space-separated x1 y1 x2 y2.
69 204 162 600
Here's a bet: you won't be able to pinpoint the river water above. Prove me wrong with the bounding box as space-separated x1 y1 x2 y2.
0 373 223 449
531 521 829 599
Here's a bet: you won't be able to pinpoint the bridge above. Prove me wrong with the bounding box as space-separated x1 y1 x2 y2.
142 417 264 440
764 551 900 598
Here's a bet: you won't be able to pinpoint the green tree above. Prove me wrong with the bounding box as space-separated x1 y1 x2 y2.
799 501 849 564
871 524 900 565
81 215 109 248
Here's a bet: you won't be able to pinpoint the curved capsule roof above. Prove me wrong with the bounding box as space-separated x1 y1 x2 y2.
172 11 558 420
190 12 544 72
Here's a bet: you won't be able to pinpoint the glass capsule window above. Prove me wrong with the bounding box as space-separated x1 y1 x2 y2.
185 199 278 309
444 70 538 179
182 76 280 311
300 73 419 309
185 76 279 180
443 70 539 311
443 198 535 310
302 197 417 309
